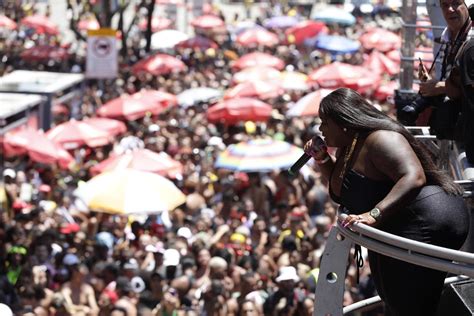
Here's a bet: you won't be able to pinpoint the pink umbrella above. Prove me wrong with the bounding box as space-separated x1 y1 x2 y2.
138 17 172 32
83 117 127 135
359 28 401 52
20 45 69 62
4 128 74 169
90 149 183 179
236 28 279 47
374 81 399 102
0 15 17 30
132 54 186 76
224 81 284 100
78 17 100 31
286 89 333 117
233 52 285 71
207 98 273 125
46 120 114 149
98 90 177 120
284 20 328 45
175 36 218 50
190 14 225 30
308 62 381 94
21 15 59 35
232 66 281 84
363 50 400 76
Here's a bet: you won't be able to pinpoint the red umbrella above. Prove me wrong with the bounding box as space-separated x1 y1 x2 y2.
207 98 273 124
359 28 401 52
90 149 183 179
83 117 127 135
233 52 285 71
363 50 400 76
308 62 381 94
21 15 59 35
4 128 74 169
284 20 328 45
0 15 17 30
98 90 177 120
20 45 69 62
78 17 100 31
286 89 333 117
138 17 172 32
224 81 284 100
190 14 225 30
236 28 279 47
374 80 399 102
132 54 186 76
386 49 400 63
232 66 281 84
133 89 178 107
46 120 114 149
175 36 218 50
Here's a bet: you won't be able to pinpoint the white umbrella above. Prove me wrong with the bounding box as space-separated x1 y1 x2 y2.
177 87 223 107
151 29 189 50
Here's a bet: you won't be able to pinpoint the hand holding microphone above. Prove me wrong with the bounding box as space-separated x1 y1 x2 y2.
288 135 329 176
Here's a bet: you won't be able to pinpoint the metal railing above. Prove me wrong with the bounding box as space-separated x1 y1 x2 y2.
313 217 474 316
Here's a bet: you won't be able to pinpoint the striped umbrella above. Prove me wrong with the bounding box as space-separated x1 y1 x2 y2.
215 139 304 172
74 170 186 215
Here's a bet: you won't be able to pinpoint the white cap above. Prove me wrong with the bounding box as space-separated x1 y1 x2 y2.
177 227 193 240
0 304 13 316
3 169 16 179
276 266 300 283
163 248 180 267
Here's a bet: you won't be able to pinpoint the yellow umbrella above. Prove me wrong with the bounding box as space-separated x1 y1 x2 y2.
75 170 186 215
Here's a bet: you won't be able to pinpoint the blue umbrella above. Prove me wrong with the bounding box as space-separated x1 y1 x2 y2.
311 35 360 55
313 7 356 26
263 16 299 29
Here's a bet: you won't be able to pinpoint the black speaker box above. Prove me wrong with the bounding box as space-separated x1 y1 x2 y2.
436 279 474 316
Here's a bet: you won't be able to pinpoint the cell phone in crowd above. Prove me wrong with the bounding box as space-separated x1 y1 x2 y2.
418 57 430 82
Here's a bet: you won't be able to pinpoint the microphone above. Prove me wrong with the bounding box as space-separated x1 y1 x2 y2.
287 153 312 176
287 136 327 176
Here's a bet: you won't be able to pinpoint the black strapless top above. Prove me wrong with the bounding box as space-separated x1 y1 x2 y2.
330 169 393 214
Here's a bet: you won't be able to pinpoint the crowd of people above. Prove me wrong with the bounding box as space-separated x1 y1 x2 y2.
1 0 464 315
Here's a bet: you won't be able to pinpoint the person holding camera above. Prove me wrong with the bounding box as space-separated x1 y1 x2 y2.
304 88 469 315
400 0 473 140
445 1 474 164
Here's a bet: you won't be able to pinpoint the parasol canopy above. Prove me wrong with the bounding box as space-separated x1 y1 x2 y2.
90 149 183 179
207 98 273 125
215 139 304 172
74 170 186 215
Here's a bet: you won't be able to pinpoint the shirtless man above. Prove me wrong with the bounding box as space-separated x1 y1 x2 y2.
61 263 99 316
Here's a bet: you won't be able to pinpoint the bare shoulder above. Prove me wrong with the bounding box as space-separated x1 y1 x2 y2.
365 130 409 150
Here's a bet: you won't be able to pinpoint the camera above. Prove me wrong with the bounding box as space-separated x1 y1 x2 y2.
395 89 428 125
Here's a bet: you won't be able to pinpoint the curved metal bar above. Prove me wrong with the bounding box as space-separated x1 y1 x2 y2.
338 214 474 264
337 220 474 277
342 276 470 315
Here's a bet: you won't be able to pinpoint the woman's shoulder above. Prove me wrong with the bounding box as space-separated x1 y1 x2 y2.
365 130 408 148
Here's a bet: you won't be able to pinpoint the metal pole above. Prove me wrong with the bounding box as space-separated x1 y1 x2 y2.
400 0 417 90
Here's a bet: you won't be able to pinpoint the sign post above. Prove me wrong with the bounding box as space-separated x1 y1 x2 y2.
86 28 118 79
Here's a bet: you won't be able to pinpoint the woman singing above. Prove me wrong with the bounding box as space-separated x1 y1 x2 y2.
304 88 469 316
